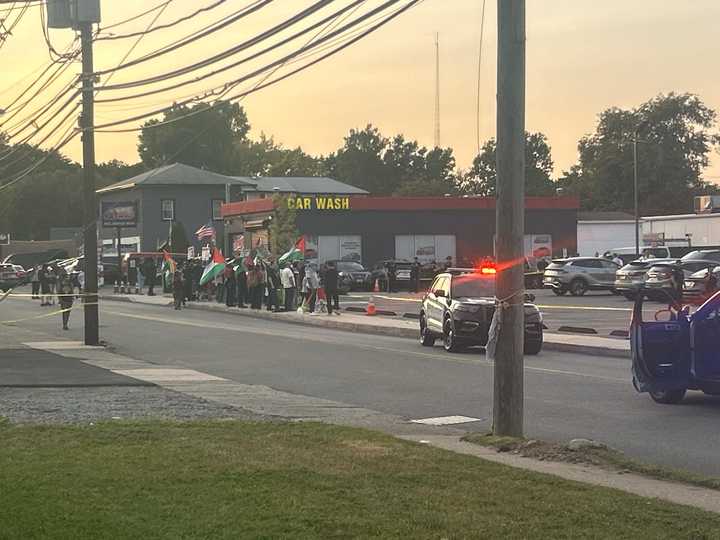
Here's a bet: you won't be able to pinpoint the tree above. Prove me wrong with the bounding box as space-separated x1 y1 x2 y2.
97 160 146 188
559 93 718 213
459 132 555 196
232 134 323 177
138 101 250 174
269 194 298 258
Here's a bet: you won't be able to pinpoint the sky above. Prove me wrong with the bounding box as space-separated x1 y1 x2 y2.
1 0 719 180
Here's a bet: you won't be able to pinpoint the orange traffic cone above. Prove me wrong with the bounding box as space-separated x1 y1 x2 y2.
373 279 380 293
366 297 377 316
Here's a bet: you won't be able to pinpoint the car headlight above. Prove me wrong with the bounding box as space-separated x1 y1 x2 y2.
684 281 696 289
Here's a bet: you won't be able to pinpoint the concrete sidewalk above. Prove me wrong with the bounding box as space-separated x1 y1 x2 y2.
103 293 631 358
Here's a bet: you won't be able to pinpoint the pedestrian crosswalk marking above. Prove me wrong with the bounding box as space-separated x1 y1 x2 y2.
411 415 483 426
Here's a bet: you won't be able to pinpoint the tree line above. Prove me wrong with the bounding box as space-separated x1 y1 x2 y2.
1 92 718 240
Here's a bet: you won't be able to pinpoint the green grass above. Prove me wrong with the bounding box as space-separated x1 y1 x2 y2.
464 432 720 491
1 421 720 539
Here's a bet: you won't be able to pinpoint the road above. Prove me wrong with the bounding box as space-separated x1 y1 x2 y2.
342 288 643 336
2 294 720 477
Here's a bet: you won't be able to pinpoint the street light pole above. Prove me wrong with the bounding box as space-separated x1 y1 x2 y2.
633 133 639 258
493 0 525 438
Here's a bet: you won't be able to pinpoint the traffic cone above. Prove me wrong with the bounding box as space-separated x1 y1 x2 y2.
366 296 377 316
373 279 380 293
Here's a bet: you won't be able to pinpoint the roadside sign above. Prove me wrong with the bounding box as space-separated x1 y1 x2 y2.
101 201 138 228
0 233 9 245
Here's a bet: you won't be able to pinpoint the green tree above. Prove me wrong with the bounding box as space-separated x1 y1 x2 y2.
232 135 323 177
97 160 146 188
269 194 298 258
559 93 718 213
459 132 555 196
138 101 250 174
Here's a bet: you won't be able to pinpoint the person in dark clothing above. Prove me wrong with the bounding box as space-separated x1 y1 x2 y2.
537 257 549 273
39 264 52 306
172 270 184 310
323 261 340 315
265 262 282 312
236 266 248 308
410 257 421 293
57 269 74 330
386 262 396 293
224 263 237 307
31 266 41 299
142 257 157 296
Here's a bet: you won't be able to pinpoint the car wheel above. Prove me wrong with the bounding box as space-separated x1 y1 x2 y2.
649 388 686 405
569 279 588 296
552 287 567 296
443 318 462 353
419 314 435 347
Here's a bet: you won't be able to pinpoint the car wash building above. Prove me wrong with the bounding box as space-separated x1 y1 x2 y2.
221 196 579 267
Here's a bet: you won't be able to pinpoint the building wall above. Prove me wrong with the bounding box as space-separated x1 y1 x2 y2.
296 208 577 267
643 214 720 247
147 186 227 251
577 221 637 257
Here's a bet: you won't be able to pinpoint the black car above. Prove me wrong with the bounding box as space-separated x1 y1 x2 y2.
327 260 372 292
370 259 413 291
419 268 543 354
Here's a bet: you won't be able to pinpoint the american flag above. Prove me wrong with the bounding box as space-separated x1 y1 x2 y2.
195 222 216 241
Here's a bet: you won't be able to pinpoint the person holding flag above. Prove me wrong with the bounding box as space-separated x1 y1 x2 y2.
199 247 226 288
162 251 177 293
278 237 305 266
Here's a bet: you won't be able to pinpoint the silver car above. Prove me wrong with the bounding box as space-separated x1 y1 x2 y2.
543 257 620 296
614 258 676 300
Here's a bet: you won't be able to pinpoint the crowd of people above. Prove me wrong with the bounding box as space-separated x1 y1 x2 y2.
27 262 82 330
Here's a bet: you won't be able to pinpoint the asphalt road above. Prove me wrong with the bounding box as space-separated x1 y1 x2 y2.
2 295 720 477
341 288 647 336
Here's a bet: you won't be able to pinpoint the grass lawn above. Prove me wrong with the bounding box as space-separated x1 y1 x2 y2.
1 420 719 539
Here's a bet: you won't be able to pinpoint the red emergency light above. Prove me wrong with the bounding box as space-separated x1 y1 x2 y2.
479 265 497 275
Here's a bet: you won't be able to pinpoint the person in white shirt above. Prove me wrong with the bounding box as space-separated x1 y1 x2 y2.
280 264 296 312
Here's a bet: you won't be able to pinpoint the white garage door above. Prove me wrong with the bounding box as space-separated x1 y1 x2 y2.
395 235 456 264
318 236 362 263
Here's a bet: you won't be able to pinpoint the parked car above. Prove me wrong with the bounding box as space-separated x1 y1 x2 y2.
2 249 69 269
644 251 720 302
328 260 372 292
370 259 413 291
419 267 543 354
605 246 695 265
0 263 25 290
683 265 720 305
614 258 676 300
542 257 620 296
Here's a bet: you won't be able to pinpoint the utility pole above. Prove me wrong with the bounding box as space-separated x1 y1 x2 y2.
633 134 639 258
80 20 99 345
434 32 440 148
493 0 525 437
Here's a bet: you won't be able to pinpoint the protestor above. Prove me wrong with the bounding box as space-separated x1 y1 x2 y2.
142 257 157 296
386 261 396 293
281 263 296 312
225 261 237 307
172 268 184 310
56 268 74 330
236 258 248 308
265 260 282 312
31 266 41 299
39 264 52 306
410 257 421 293
305 263 319 313
323 261 340 316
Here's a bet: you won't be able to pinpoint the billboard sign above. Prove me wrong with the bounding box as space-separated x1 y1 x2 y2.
101 201 138 228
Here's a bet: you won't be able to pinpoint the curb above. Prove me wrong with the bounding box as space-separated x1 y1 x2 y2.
102 295 630 358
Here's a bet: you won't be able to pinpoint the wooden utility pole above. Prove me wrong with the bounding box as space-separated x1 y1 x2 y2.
493 0 525 437
80 21 99 345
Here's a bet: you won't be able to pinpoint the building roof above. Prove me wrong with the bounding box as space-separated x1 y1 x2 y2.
97 163 255 194
233 176 368 195
578 211 636 222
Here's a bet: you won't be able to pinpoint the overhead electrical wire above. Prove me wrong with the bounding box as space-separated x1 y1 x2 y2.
94 0 420 134
99 0 172 31
96 0 226 41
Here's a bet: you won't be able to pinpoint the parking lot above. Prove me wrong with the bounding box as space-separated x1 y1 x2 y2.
340 288 659 337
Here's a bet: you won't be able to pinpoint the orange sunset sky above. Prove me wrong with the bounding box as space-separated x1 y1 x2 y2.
2 0 719 180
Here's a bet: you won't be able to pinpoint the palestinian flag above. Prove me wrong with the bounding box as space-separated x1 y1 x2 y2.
162 251 177 289
199 247 226 286
278 237 305 265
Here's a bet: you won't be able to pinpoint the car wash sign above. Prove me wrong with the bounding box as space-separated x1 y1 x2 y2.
287 196 350 211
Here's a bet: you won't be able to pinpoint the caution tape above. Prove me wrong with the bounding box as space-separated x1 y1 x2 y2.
0 302 99 325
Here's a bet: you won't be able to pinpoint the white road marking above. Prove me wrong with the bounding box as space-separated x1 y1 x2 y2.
23 341 103 350
411 416 483 426
112 368 226 383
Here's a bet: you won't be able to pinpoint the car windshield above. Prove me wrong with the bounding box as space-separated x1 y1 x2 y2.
682 251 720 262
336 262 365 272
451 274 495 298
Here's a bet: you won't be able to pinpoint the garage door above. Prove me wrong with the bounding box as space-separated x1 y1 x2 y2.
318 236 362 263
